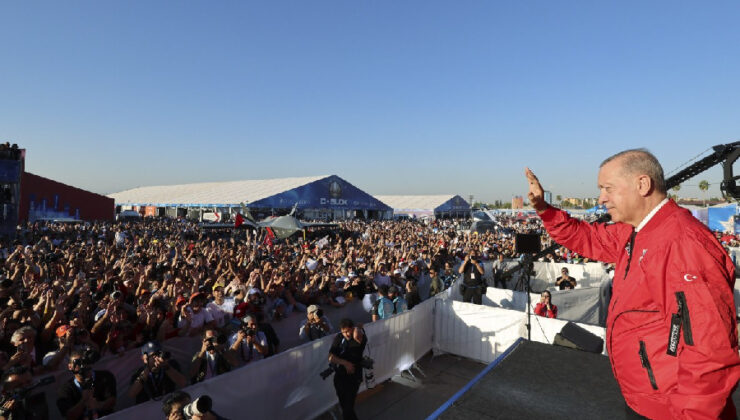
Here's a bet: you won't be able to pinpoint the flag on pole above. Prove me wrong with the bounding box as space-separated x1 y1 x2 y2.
264 227 275 248
234 213 245 228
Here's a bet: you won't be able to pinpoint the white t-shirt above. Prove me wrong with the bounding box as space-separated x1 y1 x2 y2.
185 307 214 330
228 331 268 363
207 299 235 327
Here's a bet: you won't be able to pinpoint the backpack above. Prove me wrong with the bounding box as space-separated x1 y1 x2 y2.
377 296 395 319
393 296 408 314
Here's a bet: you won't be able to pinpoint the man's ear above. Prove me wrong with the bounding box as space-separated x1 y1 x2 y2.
637 175 653 197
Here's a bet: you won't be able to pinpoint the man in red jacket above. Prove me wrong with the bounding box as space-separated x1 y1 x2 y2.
525 149 740 420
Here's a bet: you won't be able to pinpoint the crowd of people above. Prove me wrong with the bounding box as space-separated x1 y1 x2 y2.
0 210 737 418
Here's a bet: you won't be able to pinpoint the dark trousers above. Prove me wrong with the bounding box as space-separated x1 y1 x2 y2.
462 286 483 304
625 403 649 419
493 275 506 289
334 373 361 420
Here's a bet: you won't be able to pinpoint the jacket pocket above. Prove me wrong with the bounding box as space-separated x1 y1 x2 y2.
667 291 694 357
675 291 694 345
638 340 659 390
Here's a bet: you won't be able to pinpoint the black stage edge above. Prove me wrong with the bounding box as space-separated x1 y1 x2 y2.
431 340 740 420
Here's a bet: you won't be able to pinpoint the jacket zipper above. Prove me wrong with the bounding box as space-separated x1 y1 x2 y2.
623 231 637 280
675 291 694 346
638 340 659 390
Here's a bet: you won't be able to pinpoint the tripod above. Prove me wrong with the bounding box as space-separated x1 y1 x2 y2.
513 254 535 340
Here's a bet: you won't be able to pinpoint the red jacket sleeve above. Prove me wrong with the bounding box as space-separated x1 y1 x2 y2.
662 234 740 419
539 205 629 264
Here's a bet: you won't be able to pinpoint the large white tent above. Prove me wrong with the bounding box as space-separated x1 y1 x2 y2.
109 175 392 220
373 194 470 218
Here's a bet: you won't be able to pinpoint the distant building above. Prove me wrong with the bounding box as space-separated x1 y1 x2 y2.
512 196 524 209
563 197 583 207
543 191 552 205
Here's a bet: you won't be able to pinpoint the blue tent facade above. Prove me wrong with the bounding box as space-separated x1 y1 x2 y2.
249 175 392 215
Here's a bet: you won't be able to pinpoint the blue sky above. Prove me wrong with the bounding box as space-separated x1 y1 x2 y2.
1 1 739 203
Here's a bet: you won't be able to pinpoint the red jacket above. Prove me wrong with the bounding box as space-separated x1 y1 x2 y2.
540 200 740 419
534 302 557 318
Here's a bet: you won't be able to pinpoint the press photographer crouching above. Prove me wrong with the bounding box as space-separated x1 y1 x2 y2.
128 341 186 404
0 366 53 420
227 316 268 365
189 328 235 384
325 319 369 420
55 347 116 420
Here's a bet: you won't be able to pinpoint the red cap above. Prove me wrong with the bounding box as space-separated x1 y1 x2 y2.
56 325 72 338
175 296 187 306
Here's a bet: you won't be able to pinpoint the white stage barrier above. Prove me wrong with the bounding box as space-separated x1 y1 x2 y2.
104 297 435 420
433 300 524 364
432 299 607 360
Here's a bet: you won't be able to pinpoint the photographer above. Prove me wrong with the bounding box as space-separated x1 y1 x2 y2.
298 305 332 342
56 347 116 420
180 395 229 420
458 251 485 304
534 291 557 319
161 390 190 420
128 341 186 404
327 319 367 420
189 328 235 384
555 267 577 290
0 366 50 420
227 316 268 365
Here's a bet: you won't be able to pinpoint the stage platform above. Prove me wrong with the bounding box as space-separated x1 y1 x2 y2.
432 340 740 420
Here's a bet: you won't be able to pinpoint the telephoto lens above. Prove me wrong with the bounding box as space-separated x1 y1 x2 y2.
182 395 212 419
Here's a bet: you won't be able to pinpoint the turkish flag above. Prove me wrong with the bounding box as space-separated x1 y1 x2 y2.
234 213 245 228
264 227 275 247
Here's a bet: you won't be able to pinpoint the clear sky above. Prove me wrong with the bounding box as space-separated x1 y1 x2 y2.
1 1 739 203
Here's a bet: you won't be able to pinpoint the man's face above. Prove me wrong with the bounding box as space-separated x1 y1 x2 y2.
341 327 354 341
597 158 643 225
14 334 33 352
561 269 568 277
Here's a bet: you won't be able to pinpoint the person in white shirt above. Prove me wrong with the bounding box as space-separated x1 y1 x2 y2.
205 286 234 328
179 293 214 336
228 316 268 365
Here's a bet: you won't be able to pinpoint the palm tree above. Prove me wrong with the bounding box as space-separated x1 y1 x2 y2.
699 180 709 206
556 194 562 204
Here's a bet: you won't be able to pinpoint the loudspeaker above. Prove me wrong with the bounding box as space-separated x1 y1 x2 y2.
515 233 541 254
553 322 604 354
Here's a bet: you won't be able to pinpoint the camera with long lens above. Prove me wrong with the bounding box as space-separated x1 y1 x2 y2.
319 356 374 380
182 395 212 420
